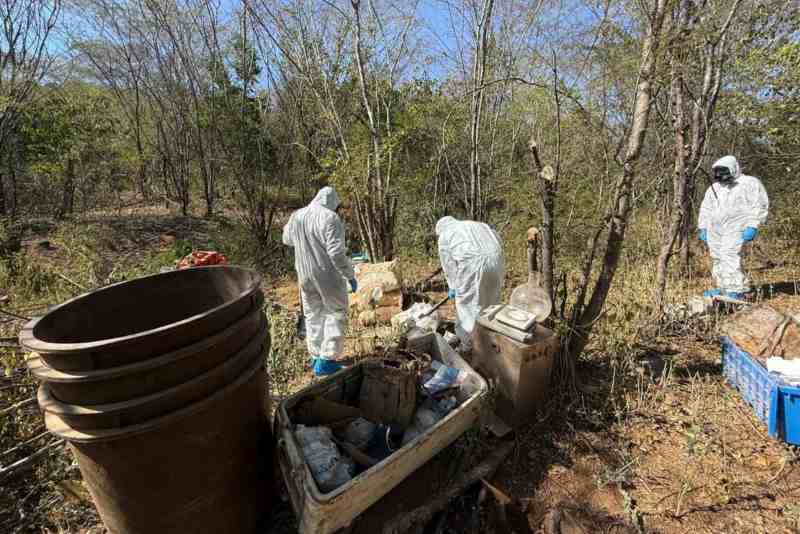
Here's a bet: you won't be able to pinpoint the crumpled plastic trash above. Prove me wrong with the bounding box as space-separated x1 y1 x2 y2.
391 302 440 333
176 250 227 270
422 360 467 396
443 331 459 346
401 396 459 445
295 425 355 492
340 418 376 451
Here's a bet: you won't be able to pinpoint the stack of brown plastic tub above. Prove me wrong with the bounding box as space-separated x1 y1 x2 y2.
19 266 272 534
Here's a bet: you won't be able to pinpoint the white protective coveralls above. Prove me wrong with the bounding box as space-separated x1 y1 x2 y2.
698 156 769 294
283 187 354 360
436 217 505 345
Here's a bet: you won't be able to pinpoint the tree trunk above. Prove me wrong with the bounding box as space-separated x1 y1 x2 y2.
350 0 395 262
0 173 5 218
680 188 694 272
59 159 76 219
8 154 17 219
656 43 690 308
467 0 495 222
566 0 669 361
527 139 555 300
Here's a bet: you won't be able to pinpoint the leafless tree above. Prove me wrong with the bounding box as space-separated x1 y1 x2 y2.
0 0 61 216
654 0 743 308
75 0 155 200
560 0 670 374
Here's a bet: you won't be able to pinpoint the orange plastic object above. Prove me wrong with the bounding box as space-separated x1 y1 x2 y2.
177 251 228 270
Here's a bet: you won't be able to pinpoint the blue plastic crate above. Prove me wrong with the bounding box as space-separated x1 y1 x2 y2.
721 336 800 445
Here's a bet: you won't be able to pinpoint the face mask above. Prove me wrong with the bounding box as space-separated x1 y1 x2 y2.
713 167 733 183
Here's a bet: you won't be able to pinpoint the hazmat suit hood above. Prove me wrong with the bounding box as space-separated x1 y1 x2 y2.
311 186 341 212
436 216 457 236
712 155 742 181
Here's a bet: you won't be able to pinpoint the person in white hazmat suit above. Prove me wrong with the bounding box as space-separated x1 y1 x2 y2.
698 155 769 300
436 216 505 348
283 186 357 377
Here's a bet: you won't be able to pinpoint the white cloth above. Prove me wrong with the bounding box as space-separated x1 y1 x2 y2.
698 156 768 293
436 216 505 345
283 187 354 359
767 357 800 386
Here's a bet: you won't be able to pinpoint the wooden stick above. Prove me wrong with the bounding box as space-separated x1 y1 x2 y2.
420 267 443 286
0 308 30 322
381 441 514 534
0 440 64 483
420 296 450 318
332 437 379 469
416 267 444 292
0 397 36 417
0 430 48 459
56 273 87 291
712 294 749 306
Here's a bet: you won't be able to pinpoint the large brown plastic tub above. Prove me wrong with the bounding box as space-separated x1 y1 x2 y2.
20 266 262 371
37 325 268 430
44 355 272 534
27 302 265 405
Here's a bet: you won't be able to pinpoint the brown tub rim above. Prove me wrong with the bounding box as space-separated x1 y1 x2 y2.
44 351 268 444
19 265 262 355
26 306 265 384
37 324 267 419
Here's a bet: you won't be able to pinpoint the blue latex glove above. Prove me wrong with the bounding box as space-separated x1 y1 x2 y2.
698 229 707 243
313 358 343 377
447 289 456 300
349 279 358 293
742 227 757 242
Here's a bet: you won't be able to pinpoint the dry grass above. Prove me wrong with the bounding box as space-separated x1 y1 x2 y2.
3 208 800 533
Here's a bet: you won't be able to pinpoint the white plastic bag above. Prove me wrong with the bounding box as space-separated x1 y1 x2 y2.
422 360 467 395
391 302 440 333
296 425 355 492
340 418 376 451
400 397 459 445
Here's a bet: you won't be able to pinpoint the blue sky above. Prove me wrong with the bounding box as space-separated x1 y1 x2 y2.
49 0 607 88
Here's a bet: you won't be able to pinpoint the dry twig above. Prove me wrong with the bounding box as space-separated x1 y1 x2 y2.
0 440 64 483
381 441 514 534
0 397 36 417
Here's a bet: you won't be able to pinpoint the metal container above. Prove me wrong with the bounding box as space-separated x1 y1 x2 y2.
27 300 265 405
19 266 262 371
37 325 267 430
44 355 272 534
276 332 487 534
470 322 558 426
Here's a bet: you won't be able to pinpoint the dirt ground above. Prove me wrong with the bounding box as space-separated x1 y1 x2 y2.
262 270 800 534
3 211 800 533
